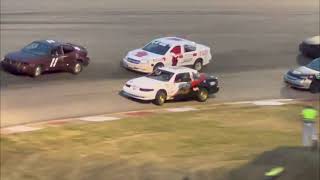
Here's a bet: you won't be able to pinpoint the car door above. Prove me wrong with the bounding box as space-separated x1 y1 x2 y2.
62 44 77 68
182 44 197 65
168 72 192 97
49 46 64 70
169 45 183 66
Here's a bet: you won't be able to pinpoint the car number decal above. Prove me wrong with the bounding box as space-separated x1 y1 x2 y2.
46 40 55 43
135 51 148 57
50 58 59 67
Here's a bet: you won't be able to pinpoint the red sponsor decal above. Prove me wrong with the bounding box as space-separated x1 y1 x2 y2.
135 51 148 57
191 73 206 87
193 53 197 57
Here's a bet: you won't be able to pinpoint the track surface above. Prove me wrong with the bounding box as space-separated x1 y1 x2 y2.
1 0 319 126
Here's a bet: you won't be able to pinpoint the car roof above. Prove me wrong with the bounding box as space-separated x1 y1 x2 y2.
153 37 196 46
159 66 198 74
34 40 63 48
303 35 320 45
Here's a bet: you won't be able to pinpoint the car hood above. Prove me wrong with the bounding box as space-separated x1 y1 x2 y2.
126 76 166 88
291 66 319 75
127 49 163 61
5 51 44 62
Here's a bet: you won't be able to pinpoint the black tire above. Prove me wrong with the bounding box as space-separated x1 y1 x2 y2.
71 61 83 74
193 59 203 71
153 63 164 72
196 87 209 102
32 65 42 77
310 82 320 93
153 90 167 106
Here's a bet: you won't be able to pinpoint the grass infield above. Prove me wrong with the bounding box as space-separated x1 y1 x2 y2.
1 103 318 180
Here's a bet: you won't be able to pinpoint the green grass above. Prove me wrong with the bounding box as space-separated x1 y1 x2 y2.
1 104 307 180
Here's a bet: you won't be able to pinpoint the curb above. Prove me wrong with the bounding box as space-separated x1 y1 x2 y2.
0 98 312 135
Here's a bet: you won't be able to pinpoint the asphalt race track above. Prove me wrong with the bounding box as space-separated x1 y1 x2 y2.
1 0 319 126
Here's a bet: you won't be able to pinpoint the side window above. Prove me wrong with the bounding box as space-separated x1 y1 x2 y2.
63 45 74 54
170 46 181 55
192 72 200 80
184 44 196 53
175 73 191 83
51 47 63 56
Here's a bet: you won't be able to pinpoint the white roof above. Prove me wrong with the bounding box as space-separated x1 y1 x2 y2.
303 35 320 45
159 66 197 74
153 37 195 46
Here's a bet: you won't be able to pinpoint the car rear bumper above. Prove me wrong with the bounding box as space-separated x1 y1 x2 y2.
284 74 311 89
83 57 90 66
208 86 219 94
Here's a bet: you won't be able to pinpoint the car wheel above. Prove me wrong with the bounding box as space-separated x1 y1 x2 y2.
310 82 320 93
32 65 42 77
196 87 208 102
153 90 167 106
153 63 164 72
193 59 203 71
72 62 83 74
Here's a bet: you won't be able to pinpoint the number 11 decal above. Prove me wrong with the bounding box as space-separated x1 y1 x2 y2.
50 58 59 67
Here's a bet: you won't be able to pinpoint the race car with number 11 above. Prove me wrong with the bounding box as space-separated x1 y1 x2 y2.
1 40 90 77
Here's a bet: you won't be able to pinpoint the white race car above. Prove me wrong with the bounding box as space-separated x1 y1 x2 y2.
122 66 219 105
122 37 212 73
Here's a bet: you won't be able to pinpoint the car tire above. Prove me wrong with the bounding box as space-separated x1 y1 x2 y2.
196 87 208 102
32 65 42 77
193 59 203 71
153 90 167 106
153 63 164 72
71 62 83 74
310 82 320 93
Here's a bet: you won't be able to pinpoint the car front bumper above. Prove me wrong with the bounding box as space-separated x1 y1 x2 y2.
284 74 311 89
122 85 156 101
1 61 33 75
122 58 153 73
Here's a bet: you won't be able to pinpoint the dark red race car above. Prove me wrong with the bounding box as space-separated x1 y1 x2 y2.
1 40 90 77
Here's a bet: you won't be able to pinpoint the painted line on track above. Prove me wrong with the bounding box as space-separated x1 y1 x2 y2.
166 107 198 112
78 116 121 122
1 125 43 134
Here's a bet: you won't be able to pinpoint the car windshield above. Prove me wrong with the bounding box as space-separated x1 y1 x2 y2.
142 41 170 55
147 70 174 82
22 42 51 56
306 58 320 71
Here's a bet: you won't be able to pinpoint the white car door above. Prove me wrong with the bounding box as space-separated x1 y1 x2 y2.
181 44 197 65
167 72 192 97
168 45 183 66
